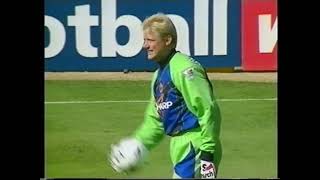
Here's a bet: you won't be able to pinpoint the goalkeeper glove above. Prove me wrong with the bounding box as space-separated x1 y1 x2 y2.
200 151 216 179
109 137 148 173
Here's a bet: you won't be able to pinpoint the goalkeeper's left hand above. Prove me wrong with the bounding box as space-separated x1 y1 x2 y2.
200 151 216 179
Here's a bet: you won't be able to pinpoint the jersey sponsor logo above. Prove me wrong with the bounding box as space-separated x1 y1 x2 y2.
156 101 173 111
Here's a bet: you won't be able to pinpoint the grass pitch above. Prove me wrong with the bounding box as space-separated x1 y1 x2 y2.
45 80 277 178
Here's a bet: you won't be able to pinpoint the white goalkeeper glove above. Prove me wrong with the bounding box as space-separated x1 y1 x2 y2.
200 160 216 178
200 151 216 179
109 137 148 173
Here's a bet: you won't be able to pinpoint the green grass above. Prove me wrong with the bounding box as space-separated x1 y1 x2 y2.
45 80 277 178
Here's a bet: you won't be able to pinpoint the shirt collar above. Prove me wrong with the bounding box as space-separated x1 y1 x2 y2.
158 49 177 69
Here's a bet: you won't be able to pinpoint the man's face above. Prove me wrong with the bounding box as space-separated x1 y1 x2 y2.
143 29 171 62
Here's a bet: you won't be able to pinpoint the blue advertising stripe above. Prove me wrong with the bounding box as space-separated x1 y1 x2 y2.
45 0 241 71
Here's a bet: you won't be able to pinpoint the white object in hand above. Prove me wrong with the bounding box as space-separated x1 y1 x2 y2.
109 138 148 173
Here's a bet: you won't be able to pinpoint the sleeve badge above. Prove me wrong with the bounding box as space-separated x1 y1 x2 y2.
182 67 195 80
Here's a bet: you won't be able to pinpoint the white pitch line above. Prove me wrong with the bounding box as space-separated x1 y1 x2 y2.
218 98 277 102
45 98 277 104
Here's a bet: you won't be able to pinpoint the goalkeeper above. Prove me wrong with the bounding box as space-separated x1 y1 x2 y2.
110 13 222 179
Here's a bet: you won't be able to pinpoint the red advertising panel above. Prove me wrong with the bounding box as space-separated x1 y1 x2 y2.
242 0 277 71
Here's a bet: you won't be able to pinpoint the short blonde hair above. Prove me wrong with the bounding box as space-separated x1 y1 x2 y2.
142 13 177 48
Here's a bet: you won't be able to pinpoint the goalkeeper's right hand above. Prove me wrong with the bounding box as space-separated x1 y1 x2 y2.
109 137 148 173
109 144 128 173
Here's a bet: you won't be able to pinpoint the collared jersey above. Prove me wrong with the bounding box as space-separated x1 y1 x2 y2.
134 51 221 154
153 60 200 136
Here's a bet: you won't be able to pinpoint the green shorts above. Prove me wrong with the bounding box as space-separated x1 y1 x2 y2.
170 127 222 178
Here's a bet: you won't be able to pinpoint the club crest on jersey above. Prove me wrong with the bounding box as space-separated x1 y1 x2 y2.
183 67 195 80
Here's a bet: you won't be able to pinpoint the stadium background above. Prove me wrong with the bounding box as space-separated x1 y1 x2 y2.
45 0 277 178
45 0 277 72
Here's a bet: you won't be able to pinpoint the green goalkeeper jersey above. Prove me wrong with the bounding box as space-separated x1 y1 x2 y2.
134 50 221 154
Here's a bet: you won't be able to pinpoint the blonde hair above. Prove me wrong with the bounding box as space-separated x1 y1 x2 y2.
142 13 177 48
